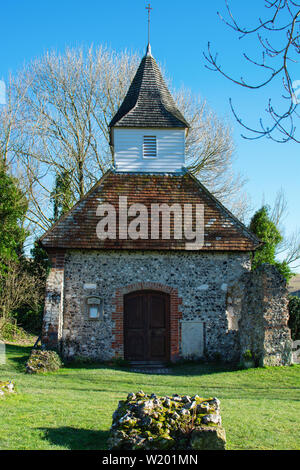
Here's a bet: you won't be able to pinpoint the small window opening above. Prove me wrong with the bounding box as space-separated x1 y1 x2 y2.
143 136 157 158
89 305 99 319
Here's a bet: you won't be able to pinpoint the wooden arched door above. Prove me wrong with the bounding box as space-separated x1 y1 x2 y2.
124 291 170 363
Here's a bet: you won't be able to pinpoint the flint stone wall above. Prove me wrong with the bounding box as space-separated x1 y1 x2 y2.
59 250 251 361
42 249 292 365
239 264 292 366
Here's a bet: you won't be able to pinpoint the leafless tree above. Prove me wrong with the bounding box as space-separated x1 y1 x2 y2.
205 0 300 143
0 75 29 168
1 46 250 233
174 88 250 220
270 187 288 228
282 229 300 266
0 259 44 323
11 46 140 232
269 189 300 267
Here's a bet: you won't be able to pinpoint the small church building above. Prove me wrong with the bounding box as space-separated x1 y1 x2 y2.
40 44 292 366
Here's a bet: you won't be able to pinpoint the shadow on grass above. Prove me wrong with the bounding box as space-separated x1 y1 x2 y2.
40 426 109 450
4 343 32 372
169 363 238 377
64 361 238 377
5 343 238 378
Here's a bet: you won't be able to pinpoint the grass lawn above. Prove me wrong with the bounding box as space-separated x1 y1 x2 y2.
0 343 299 450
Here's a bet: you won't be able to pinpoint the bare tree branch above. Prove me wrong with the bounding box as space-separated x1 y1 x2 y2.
204 0 300 143
268 188 300 267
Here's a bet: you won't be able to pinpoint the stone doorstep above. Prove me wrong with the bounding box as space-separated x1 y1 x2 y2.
129 361 167 366
129 361 172 374
130 368 172 375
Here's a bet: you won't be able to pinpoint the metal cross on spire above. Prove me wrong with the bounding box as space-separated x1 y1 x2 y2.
146 2 153 51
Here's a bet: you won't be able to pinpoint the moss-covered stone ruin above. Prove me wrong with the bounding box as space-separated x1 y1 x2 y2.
26 349 62 374
108 391 226 450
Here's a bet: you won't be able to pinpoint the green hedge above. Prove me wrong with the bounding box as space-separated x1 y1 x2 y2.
288 296 300 341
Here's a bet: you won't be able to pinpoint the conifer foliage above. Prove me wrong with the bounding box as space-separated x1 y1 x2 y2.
249 206 293 282
0 163 27 267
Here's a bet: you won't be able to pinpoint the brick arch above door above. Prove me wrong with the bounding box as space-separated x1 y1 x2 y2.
112 282 182 362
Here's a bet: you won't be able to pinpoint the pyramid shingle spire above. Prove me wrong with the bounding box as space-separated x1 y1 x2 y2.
109 51 190 129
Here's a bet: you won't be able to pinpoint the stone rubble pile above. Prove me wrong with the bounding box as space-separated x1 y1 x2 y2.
26 349 62 374
0 381 15 398
108 391 226 450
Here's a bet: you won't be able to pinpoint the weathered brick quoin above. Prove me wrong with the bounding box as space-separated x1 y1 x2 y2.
48 250 66 270
41 250 65 350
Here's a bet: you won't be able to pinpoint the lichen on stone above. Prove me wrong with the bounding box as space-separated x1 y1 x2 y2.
108 391 226 450
0 380 15 398
26 349 62 374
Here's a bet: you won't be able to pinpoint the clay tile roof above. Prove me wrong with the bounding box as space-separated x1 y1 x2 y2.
109 53 190 129
40 170 261 252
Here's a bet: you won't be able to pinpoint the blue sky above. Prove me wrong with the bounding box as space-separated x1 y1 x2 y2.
1 0 299 270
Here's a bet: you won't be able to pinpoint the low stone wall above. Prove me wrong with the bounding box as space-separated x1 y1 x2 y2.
108 391 226 450
239 264 292 366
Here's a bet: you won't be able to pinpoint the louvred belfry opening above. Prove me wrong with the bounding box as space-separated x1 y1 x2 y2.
109 49 189 130
143 136 157 158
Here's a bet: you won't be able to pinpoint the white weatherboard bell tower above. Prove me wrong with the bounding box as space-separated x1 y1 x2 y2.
109 44 190 173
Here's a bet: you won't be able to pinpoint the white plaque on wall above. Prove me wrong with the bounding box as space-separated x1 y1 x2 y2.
181 321 204 359
84 283 97 290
